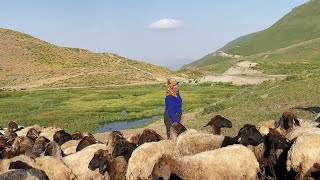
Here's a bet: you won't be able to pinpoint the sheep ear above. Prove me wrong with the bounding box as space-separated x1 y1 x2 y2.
294 118 300 126
237 136 241 143
156 134 163 141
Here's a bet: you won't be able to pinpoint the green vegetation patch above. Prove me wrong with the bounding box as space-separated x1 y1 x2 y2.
0 84 241 133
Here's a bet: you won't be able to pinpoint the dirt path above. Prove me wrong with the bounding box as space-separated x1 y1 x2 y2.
198 61 285 85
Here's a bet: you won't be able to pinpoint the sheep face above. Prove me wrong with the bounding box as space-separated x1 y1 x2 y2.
278 112 300 130
265 129 291 156
32 137 50 157
88 149 110 175
112 141 127 158
26 128 40 141
53 130 72 145
236 124 264 146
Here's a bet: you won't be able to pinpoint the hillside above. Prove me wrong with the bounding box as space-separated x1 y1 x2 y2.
0 28 178 89
185 0 320 74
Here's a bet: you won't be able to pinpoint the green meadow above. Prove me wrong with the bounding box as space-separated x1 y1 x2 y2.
0 84 241 133
187 71 320 136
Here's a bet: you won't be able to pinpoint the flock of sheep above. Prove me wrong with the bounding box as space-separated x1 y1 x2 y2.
0 112 320 180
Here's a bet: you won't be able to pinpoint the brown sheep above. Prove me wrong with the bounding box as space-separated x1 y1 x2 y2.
203 115 232 135
137 129 163 146
76 134 99 152
88 149 127 180
26 128 40 141
53 130 72 145
7 121 18 132
32 137 50 157
44 141 64 157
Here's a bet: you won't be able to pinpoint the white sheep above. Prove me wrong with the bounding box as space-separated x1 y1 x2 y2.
61 140 80 155
174 124 263 156
287 130 320 179
125 140 176 180
35 156 77 180
155 144 259 180
62 143 109 180
285 119 320 141
0 155 35 173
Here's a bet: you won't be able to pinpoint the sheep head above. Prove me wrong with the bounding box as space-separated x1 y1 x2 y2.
7 121 18 132
264 129 291 157
76 134 98 152
105 131 124 146
53 130 72 145
278 112 300 131
137 129 163 146
170 123 187 139
26 128 40 141
44 141 64 157
236 124 264 146
204 115 232 128
88 149 110 175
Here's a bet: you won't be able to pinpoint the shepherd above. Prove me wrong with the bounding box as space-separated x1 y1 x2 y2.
164 78 183 139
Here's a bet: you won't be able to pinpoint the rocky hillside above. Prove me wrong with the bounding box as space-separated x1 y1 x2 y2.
0 28 179 89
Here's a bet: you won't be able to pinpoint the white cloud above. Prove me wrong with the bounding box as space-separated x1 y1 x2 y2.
149 18 182 30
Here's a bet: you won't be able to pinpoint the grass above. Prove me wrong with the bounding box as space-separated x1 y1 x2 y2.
186 71 320 136
0 83 241 133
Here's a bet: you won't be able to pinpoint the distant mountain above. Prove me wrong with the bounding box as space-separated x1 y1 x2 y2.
185 0 320 74
0 28 177 89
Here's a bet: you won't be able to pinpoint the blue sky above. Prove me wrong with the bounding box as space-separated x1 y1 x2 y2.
0 0 309 69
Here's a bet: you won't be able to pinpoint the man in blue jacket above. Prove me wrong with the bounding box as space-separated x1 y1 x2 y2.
164 78 183 139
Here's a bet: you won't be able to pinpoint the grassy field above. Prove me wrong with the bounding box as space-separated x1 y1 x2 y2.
186 71 320 136
0 83 241 133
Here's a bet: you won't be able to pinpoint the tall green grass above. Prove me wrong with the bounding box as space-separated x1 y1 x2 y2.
0 83 241 133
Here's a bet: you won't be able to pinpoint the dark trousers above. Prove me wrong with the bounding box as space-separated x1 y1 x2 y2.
164 112 181 139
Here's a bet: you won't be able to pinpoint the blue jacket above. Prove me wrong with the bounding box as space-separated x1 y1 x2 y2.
165 92 182 123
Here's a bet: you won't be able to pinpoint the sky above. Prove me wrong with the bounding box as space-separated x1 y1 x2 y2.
0 0 309 70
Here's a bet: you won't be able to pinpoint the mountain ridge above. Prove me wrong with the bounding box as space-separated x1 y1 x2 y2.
0 28 180 89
